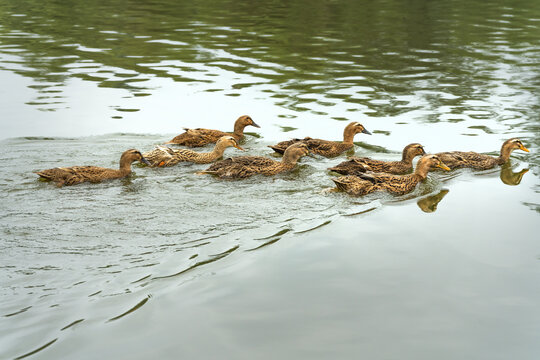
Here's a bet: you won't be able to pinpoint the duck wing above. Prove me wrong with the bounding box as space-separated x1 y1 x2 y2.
332 175 375 196
328 158 368 175
166 128 229 147
350 157 405 173
356 171 400 184
203 156 278 178
437 151 495 169
205 156 275 171
143 146 177 167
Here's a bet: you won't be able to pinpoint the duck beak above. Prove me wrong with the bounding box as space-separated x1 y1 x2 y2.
251 120 261 128
437 162 451 171
361 128 372 135
519 144 530 152
140 156 151 166
234 143 246 151
420 147 426 155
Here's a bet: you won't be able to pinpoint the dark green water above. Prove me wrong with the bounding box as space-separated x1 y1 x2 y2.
1 0 539 359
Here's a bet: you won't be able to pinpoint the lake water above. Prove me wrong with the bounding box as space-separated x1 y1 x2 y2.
1 0 539 359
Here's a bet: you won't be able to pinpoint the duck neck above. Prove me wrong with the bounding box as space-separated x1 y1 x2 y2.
413 162 431 180
498 143 514 164
401 149 416 164
342 128 356 145
280 153 300 169
209 143 228 159
119 158 134 175
232 122 247 139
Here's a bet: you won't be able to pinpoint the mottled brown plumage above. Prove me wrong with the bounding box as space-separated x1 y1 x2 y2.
436 138 529 170
35 149 150 187
143 136 245 167
332 154 450 196
165 115 259 147
329 143 426 175
200 143 310 179
268 122 371 157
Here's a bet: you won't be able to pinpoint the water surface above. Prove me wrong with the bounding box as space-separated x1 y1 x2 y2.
1 0 539 359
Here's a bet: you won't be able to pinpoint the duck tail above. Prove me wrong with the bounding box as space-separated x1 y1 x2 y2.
35 171 50 179
332 178 347 191
268 145 285 154
328 165 344 174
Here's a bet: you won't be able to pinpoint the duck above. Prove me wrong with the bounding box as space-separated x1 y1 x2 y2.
268 121 371 157
332 154 450 196
143 136 245 167
35 149 150 187
198 143 311 179
328 143 426 175
165 115 260 147
435 138 529 170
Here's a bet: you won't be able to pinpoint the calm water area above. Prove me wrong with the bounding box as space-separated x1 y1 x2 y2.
1 0 540 358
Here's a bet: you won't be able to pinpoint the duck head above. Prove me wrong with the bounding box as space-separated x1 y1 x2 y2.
282 143 311 163
236 115 260 129
217 136 245 151
416 154 450 177
402 143 426 162
345 121 371 136
121 149 151 166
503 138 529 153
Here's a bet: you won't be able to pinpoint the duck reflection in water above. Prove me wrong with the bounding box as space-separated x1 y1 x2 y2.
499 163 529 186
417 189 449 213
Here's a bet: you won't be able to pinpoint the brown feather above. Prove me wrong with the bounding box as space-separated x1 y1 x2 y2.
269 122 371 158
329 143 425 175
143 136 243 167
165 115 259 147
201 143 310 179
332 154 449 196
435 138 529 170
35 149 148 187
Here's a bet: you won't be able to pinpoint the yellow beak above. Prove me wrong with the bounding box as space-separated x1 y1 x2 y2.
519 144 530 152
437 162 451 171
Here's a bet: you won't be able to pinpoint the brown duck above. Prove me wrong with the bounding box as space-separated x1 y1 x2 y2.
329 143 426 175
199 143 311 179
436 138 529 170
268 121 371 157
35 149 150 187
143 136 245 167
332 154 450 196
165 115 260 147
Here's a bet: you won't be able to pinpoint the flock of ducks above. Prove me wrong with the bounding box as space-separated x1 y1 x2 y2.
35 115 530 196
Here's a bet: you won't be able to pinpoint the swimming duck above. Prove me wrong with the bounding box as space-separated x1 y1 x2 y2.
199 143 311 179
268 122 371 157
165 115 260 147
35 149 150 187
143 136 245 167
332 154 450 196
436 138 529 170
328 143 426 175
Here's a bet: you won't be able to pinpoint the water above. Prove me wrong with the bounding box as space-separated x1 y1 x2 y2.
1 0 539 358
